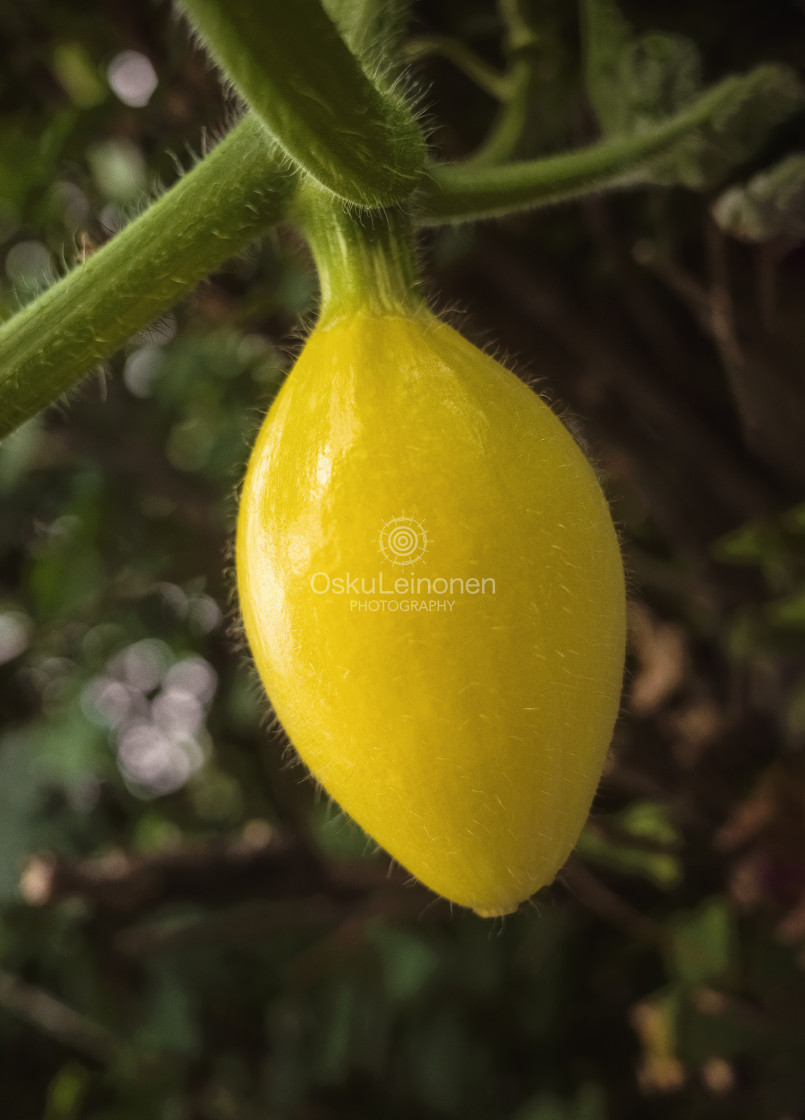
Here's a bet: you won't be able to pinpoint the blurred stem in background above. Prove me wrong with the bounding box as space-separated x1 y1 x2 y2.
467 0 544 165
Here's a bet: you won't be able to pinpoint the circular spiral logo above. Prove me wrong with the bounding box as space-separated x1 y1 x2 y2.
377 516 429 567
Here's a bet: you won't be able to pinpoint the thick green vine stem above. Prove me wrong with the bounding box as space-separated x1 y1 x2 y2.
293 182 427 325
177 0 425 209
323 0 409 65
0 115 294 441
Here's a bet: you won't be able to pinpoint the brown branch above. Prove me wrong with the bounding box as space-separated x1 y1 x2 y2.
20 829 436 921
22 832 339 914
561 857 668 946
0 969 127 1066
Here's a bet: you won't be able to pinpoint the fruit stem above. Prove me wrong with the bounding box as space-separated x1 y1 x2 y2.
294 181 428 324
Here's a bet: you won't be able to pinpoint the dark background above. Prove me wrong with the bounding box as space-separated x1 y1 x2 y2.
1 1 805 1117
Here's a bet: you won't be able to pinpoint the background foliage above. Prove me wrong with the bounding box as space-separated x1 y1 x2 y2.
2 1 805 1117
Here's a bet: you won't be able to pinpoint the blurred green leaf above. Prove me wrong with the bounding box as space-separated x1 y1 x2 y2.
44 1061 92 1120
767 588 805 628
27 470 107 620
0 112 76 220
712 519 786 564
583 0 701 136
310 799 374 861
136 967 201 1058
579 802 682 888
581 0 804 188
0 417 42 492
368 921 441 1002
713 154 805 242
619 800 680 847
52 43 107 109
667 899 737 988
406 1007 470 1112
0 731 46 902
648 65 804 189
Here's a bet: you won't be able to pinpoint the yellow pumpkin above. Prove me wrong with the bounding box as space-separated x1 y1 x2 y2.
236 310 626 916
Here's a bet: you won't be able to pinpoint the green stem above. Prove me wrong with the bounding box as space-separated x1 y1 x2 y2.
324 0 409 63
177 0 424 208
468 0 542 165
0 114 294 441
293 183 427 324
416 74 752 224
405 36 510 101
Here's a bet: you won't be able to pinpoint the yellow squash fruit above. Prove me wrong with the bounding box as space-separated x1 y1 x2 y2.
237 311 626 916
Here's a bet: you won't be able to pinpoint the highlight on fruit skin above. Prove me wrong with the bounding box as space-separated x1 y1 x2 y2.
236 310 626 917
